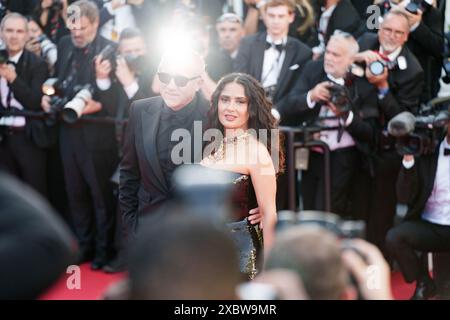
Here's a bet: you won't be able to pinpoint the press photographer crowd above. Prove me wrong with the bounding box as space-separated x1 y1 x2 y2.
0 0 450 301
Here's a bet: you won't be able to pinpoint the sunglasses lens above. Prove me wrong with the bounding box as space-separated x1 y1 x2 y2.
174 76 189 87
158 73 171 84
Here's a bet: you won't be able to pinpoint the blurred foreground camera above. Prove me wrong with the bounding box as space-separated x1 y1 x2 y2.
277 210 365 239
405 0 433 14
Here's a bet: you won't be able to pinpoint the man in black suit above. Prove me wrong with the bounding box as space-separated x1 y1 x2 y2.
386 124 450 300
354 10 424 255
0 172 75 299
0 13 49 196
41 0 118 270
277 31 379 217
311 0 365 59
233 0 312 106
119 50 209 234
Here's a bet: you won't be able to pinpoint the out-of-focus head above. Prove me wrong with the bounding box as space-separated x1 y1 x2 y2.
118 28 147 56
324 30 359 78
27 18 43 39
157 49 204 110
265 225 353 300
262 0 295 39
1 13 29 55
216 13 244 55
128 213 241 300
378 10 409 54
67 0 99 48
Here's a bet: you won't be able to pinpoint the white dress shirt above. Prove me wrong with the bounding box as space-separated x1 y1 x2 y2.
261 35 286 89
100 3 137 42
0 51 26 127
421 139 450 226
312 4 337 56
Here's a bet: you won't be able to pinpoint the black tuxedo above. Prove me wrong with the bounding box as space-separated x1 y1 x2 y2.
0 50 49 196
120 94 210 234
358 33 424 119
233 32 312 105
316 0 365 45
55 35 119 260
386 138 450 283
356 33 424 255
276 59 379 216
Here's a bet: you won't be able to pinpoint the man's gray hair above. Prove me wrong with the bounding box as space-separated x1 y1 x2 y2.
330 30 359 56
68 0 99 24
0 12 28 32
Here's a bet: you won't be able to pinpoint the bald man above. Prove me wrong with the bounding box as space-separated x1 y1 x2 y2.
119 50 209 234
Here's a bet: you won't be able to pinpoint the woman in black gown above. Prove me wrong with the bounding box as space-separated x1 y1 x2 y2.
200 73 284 279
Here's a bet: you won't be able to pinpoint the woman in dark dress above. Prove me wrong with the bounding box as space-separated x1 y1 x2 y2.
200 73 284 279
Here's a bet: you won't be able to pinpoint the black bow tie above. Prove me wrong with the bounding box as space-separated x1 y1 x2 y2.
444 148 450 156
265 41 284 53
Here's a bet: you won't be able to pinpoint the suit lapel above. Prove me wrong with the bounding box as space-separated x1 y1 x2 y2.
141 101 169 193
275 39 296 101
254 33 267 81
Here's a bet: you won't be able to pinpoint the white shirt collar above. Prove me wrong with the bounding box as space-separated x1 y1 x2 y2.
266 34 287 46
321 4 337 18
327 73 345 86
380 46 402 62
9 51 23 64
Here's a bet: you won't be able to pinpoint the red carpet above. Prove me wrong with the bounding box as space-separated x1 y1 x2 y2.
39 264 414 300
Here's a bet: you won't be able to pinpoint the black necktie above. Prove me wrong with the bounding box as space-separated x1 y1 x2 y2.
265 41 284 53
444 148 450 156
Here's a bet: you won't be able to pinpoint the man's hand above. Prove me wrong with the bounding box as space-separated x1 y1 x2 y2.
366 65 389 90
115 57 135 87
327 102 348 118
41 0 53 9
95 55 112 80
354 50 381 66
0 63 17 83
309 81 332 103
341 239 393 300
398 0 423 28
248 207 263 228
41 95 52 113
81 99 102 115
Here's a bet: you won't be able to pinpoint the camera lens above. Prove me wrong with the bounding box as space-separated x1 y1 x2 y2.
369 61 385 76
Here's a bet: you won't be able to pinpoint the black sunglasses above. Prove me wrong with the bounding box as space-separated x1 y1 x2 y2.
157 72 200 87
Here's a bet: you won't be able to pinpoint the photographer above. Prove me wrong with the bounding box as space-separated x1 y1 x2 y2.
41 0 119 271
386 122 450 300
355 10 424 255
32 0 69 44
277 31 379 218
26 17 58 75
0 13 49 196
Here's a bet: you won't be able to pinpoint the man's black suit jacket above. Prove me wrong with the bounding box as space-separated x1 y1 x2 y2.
233 32 312 105
276 59 379 151
119 95 209 233
397 137 446 221
358 33 424 120
0 50 50 148
55 35 118 151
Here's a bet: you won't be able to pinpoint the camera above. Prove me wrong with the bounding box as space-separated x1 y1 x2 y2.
0 48 8 65
98 44 147 75
388 106 450 156
326 83 352 114
276 210 366 239
42 78 94 124
405 0 433 15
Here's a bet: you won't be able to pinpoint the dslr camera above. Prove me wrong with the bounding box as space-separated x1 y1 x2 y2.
276 210 366 239
326 83 353 114
42 78 94 124
388 105 450 156
405 0 433 14
98 44 147 75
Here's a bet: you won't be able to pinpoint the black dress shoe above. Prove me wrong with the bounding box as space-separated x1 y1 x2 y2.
410 279 437 300
103 256 126 273
91 256 108 271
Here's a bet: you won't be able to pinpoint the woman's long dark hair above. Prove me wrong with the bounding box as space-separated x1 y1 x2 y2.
209 73 285 173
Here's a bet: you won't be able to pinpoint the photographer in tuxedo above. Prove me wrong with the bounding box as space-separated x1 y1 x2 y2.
355 10 424 255
41 0 119 270
0 13 49 196
386 123 450 300
277 31 379 217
